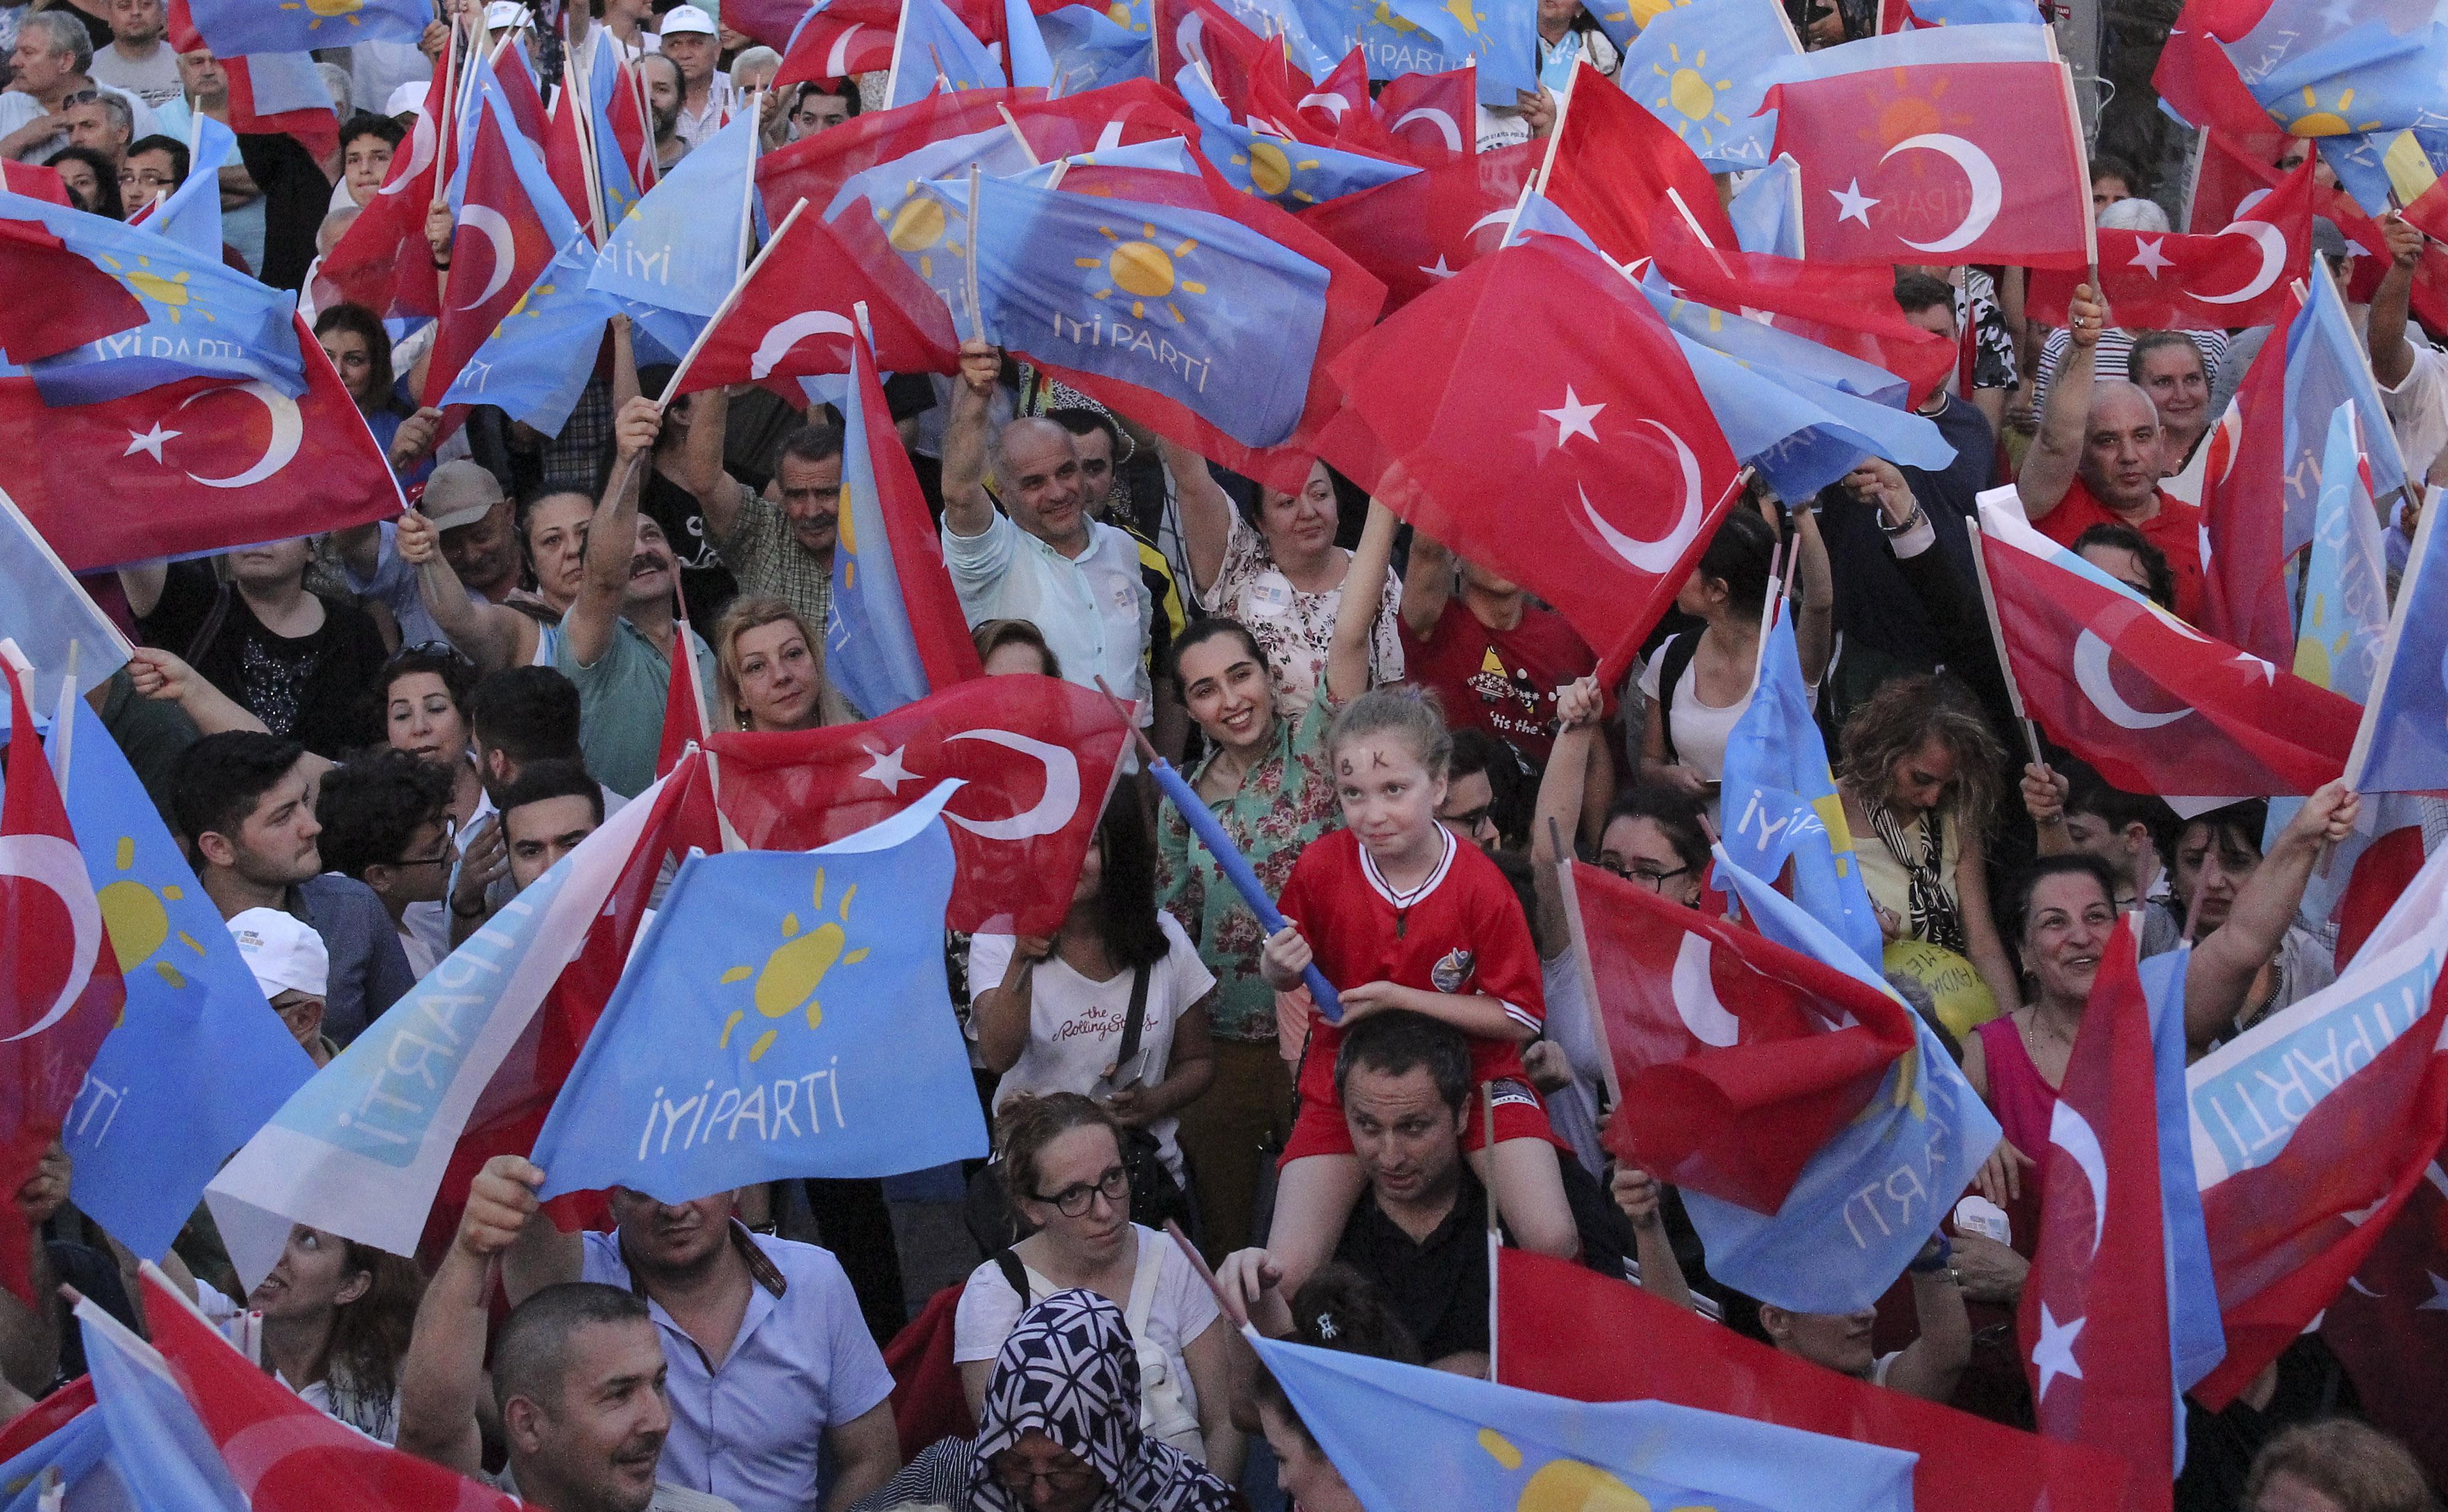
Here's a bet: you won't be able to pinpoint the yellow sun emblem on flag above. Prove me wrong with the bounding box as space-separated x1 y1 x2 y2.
1849 69 1976 159
491 281 554 340
1080 225 1206 323
1651 44 1733 145
275 0 370 29
1227 135 1326 201
95 836 211 997
1477 1427 1720 1511
1613 0 1685 28
717 868 870 1064
98 253 214 324
882 192 965 280
2282 86 2381 138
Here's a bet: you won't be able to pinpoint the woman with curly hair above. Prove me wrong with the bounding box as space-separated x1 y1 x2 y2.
1835 672 2020 1014
247 1224 425 1442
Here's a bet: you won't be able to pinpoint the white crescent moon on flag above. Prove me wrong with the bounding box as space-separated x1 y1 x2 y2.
1879 133 2002 255
382 107 436 196
1095 120 1125 151
0 834 101 1043
2048 1100 2110 1260
177 382 304 489
941 729 1081 840
457 204 520 310
1297 91 1349 121
1581 420 1703 575
749 310 858 379
1392 106 1463 154
1465 207 1517 242
2195 220 2287 305
1175 11 1204 66
2073 630 2190 729
1670 935 1741 1047
826 23 868 77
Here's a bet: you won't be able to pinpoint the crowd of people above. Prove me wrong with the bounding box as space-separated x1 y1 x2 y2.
4 0 2445 1508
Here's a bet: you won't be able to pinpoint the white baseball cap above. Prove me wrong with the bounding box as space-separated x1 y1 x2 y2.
228 908 330 1001
385 81 428 119
484 1 532 28
659 4 718 35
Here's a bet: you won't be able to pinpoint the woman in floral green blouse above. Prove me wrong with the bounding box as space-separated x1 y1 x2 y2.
1157 500 1400 1262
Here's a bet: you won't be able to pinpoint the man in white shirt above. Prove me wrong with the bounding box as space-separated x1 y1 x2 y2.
0 13 157 163
88 0 183 108
657 4 732 150
939 339 1157 731
601 0 660 59
2370 211 2448 482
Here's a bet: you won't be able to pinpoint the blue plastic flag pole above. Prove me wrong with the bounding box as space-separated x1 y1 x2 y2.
1098 679 1341 1022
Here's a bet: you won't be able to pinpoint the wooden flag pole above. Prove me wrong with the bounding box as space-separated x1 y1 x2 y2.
654 197 809 408
964 162 986 346
1963 516 2052 775
1546 816 1621 1109
1483 1080 1501 1385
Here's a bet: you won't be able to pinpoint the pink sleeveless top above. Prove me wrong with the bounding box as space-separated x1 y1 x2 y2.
1974 1015 2058 1254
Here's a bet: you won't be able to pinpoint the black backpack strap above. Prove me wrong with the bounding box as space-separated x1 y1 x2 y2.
994 1248 1031 1303
1654 628 1703 766
1114 963 1153 1070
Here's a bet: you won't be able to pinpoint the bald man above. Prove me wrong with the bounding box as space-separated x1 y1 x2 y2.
2018 287 2207 622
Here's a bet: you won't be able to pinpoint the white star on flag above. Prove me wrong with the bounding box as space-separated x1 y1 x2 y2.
860 745 915 794
2129 237 2174 278
2420 1271 2448 1312
124 423 179 463
1419 255 1458 278
2031 1303 2086 1401
1829 179 1879 227
1539 385 1605 448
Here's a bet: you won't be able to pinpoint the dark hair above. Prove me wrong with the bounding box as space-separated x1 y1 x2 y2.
1447 727 1520 836
2245 1420 2441 1512
129 132 190 184
2008 854 2121 943
468 666 584 767
972 618 1059 677
2177 801 2269 869
493 1283 654 1417
1602 781 1711 875
775 422 844 469
2061 765 2176 860
2089 154 2142 194
2070 522 2176 611
499 759 605 829
1693 507 1777 617
312 1238 425 1416
1252 1265 1423 1451
1892 270 1954 318
994 1092 1123 1208
312 303 404 417
171 732 311 857
1044 406 1122 458
52 146 125 218
1170 616 1266 687
1332 1009 1472 1114
382 643 479 715
1076 796 1171 970
517 488 595 556
337 110 405 154
314 750 455 881
791 76 859 118
2126 330 2206 386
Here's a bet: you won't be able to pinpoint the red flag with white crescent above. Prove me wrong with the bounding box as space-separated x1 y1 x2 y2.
2030 160 2310 330
1372 65 1477 166
774 0 902 88
709 674 1130 935
420 100 565 408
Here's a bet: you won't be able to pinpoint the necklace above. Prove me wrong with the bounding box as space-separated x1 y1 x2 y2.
2020 1005 2077 1054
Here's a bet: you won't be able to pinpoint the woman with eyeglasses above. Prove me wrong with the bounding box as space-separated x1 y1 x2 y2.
954 1095 1242 1478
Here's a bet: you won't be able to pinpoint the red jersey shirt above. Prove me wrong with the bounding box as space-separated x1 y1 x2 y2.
1398 599 1595 772
1276 825 1545 1109
2033 475 2206 625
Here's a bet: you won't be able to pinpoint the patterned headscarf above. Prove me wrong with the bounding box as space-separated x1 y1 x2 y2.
968 1290 1237 1512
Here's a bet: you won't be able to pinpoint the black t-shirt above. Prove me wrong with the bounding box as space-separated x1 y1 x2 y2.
1332 1159 1631 1363
140 562 388 758
2174 1337 2362 1512
1821 393 1996 672
641 463 741 625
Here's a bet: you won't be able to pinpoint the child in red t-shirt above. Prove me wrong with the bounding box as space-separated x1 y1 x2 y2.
1257 687 1579 1295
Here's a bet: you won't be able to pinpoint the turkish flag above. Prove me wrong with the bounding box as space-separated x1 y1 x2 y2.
219 51 339 163
1315 234 1741 677
1976 498 2359 797
774 0 901 88
1374 65 1477 165
656 616 714 779
2322 1167 2448 1489
1649 215 1955 406
135 1267 526 1512
1542 60 1733 270
604 49 658 195
0 313 400 572
725 0 817 48
1297 139 1539 313
1768 59 2092 269
421 102 566 408
2185 129 2294 233
709 674 1130 936
315 65 446 319
1573 860 1916 1215
1497 1249 2141 1512
0 160 70 206
2151 6 2285 140
542 77 597 234
1152 0 1272 107
0 1374 91 1462
0 218 146 362
672 198 960 403
2337 825 2431 964
0 661 124 1306
2019 922 2176 1505
2196 299 2295 667
2031 161 2310 331
1294 48 1374 141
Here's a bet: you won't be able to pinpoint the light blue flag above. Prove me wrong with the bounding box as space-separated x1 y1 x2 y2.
1693 849 2002 1313
186 0 431 54
1041 4 1155 92
585 27 647 224
1728 152 1804 257
1250 1333 1919 1512
589 111 758 360
2283 264 2406 564
824 335 933 715
2346 439 2448 793
0 485 128 726
2236 18 2443 209
441 229 687 432
133 114 236 259
886 0 1004 106
76 1300 247 1512
532 785 987 1202
445 46 567 217
1621 0 1794 170
1720 609 1885 976
1903 0 2045 20
822 124 1037 223
1191 0 1337 76
1291 0 1537 103
944 173 1332 445
1048 135 1204 173
1177 66 1417 207
2 190 306 406
1006 0 1059 85
2140 945 2225 1445
51 692 314 1261
0 1404 112 1512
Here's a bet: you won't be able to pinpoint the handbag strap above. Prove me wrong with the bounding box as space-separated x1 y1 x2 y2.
994 1248 1031 1303
1114 963 1153 1068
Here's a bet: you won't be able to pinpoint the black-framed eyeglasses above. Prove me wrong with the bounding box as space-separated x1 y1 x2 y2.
989 1458 1102 1495
1030 1165 1129 1218
392 815 459 868
1441 802 1494 833
1599 860 1693 892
